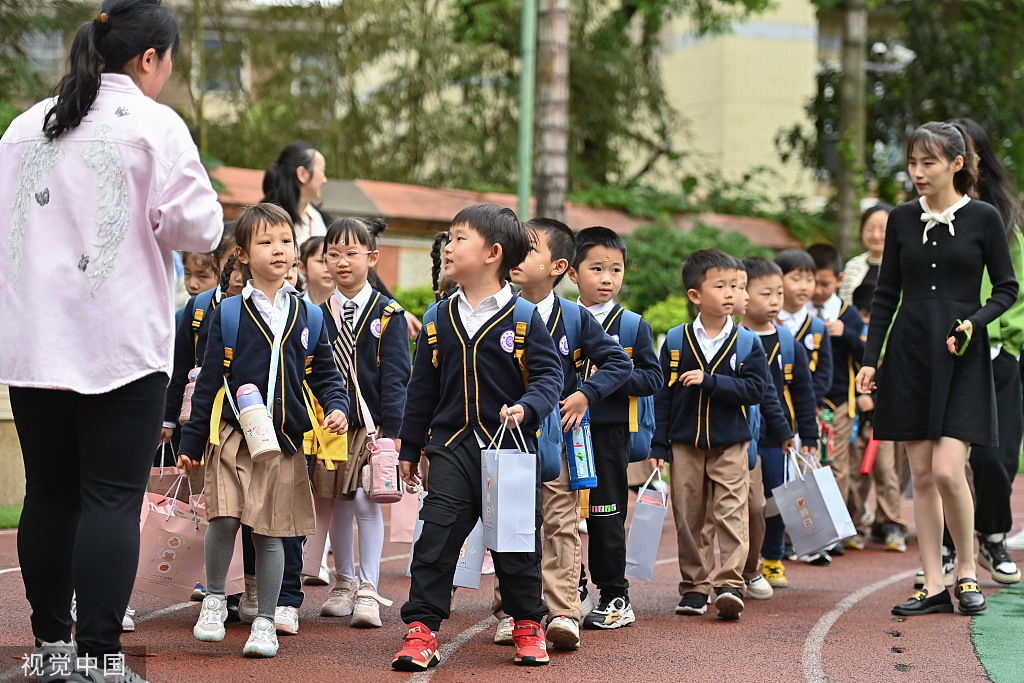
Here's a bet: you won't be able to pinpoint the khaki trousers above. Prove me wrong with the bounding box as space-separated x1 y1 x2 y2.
827 403 854 503
848 434 907 532
494 448 582 620
743 456 766 582
671 442 749 595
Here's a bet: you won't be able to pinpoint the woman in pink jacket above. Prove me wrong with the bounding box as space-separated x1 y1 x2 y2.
0 2 223 680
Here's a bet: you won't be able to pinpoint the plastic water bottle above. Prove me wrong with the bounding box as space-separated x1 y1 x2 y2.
564 414 598 490
362 436 403 503
178 367 200 425
236 384 282 462
819 408 834 464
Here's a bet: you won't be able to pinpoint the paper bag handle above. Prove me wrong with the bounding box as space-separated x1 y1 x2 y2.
485 414 528 453
638 467 666 506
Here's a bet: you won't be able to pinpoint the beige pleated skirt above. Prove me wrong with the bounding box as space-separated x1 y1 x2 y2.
312 427 369 500
203 420 316 537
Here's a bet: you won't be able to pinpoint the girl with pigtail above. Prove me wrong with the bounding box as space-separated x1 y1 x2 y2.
314 217 412 627
430 231 459 300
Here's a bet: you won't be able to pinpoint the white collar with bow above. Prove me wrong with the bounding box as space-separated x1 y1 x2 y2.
919 195 971 243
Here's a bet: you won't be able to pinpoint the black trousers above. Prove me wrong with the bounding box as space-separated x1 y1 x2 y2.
579 422 630 601
10 373 166 658
970 349 1023 535
402 440 546 631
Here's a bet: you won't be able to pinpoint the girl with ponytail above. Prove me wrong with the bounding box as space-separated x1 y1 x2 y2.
261 141 329 244
856 121 1018 618
0 1 222 679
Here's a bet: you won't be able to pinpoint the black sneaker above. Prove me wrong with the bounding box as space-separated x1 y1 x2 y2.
713 588 744 620
225 593 241 623
674 592 709 615
978 539 1022 584
914 546 956 589
800 551 832 566
783 543 798 561
830 543 845 557
582 596 635 630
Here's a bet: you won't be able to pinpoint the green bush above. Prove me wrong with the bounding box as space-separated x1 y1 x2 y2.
0 505 22 530
392 284 437 321
643 295 694 338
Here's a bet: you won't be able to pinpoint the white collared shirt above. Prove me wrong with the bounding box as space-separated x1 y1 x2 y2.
693 314 734 362
537 291 557 325
295 204 327 245
777 307 808 336
333 281 374 327
453 284 514 337
806 293 841 322
242 280 298 336
582 299 616 325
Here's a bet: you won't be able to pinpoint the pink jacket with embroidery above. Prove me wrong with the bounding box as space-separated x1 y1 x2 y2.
0 74 223 393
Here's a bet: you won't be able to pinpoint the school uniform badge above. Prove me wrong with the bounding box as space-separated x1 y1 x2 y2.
804 335 815 350
559 335 569 355
730 354 737 371
611 334 620 343
301 327 309 349
500 329 515 353
371 318 382 338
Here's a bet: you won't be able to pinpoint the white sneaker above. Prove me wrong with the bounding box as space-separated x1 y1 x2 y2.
193 595 228 642
238 575 259 624
494 616 514 645
745 575 774 600
67 660 150 682
320 576 356 617
243 616 279 658
351 583 392 628
1006 528 1024 551
302 563 331 586
121 606 136 632
274 605 299 635
579 590 596 618
191 583 207 602
546 616 580 650
33 640 76 682
578 519 589 535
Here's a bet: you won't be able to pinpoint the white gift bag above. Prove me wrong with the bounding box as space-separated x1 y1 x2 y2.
481 419 537 553
406 492 486 589
625 468 668 581
771 450 856 557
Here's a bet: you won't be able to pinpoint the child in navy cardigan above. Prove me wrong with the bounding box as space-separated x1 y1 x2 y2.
652 249 770 620
393 205 562 671
178 203 348 659
495 217 631 649
775 249 833 406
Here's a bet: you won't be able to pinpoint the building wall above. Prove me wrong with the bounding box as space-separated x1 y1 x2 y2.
659 0 819 201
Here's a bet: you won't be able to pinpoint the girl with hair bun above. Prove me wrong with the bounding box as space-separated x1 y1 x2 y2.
0 1 222 679
857 121 1018 617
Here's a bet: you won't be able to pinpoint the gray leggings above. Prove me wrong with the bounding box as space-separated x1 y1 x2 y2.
205 517 284 620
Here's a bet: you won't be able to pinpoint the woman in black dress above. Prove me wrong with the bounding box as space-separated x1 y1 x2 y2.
856 121 1018 616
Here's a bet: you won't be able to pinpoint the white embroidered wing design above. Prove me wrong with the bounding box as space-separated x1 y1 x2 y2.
9 133 65 288
81 123 129 295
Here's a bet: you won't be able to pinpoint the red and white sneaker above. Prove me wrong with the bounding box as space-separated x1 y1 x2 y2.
512 620 550 666
392 622 440 671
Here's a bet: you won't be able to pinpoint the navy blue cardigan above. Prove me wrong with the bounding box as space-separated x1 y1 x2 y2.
398 295 562 462
165 289 220 425
581 304 664 425
823 300 866 412
793 313 833 407
545 297 632 402
179 294 349 458
754 328 818 447
651 324 770 456
321 290 411 437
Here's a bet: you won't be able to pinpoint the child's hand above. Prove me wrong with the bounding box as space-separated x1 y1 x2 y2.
499 403 525 427
177 454 200 472
856 394 875 412
855 366 876 395
825 320 844 337
559 391 590 432
802 443 818 456
781 437 796 453
679 369 705 386
160 426 174 445
649 458 664 470
324 410 348 434
399 460 421 488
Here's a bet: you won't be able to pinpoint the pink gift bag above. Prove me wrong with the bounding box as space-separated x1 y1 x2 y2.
301 495 335 577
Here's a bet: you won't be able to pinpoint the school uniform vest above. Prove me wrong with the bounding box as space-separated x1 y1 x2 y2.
544 297 632 402
652 324 770 452
178 295 349 458
822 301 866 416
397 296 562 462
321 289 411 436
581 303 663 425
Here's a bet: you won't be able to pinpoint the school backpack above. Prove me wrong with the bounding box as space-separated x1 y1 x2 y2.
618 310 657 463
187 287 219 360
536 298 584 482
664 323 760 467
326 292 405 367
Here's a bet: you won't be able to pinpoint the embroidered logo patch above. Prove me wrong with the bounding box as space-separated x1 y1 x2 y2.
730 354 737 371
300 327 309 349
611 334 620 343
499 329 515 353
559 335 569 355
371 317 382 338
804 335 815 350
34 188 49 206
778 355 784 369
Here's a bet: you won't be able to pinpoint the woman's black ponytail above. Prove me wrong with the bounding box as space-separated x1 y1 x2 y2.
262 141 317 225
430 231 448 301
43 0 180 141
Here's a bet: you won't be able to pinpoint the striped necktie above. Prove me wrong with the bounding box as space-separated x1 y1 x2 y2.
332 300 357 386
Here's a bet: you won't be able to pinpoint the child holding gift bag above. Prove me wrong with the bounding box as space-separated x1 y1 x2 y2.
177 203 349 658
314 217 411 627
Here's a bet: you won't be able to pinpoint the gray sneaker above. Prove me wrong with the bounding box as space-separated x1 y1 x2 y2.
64 659 149 683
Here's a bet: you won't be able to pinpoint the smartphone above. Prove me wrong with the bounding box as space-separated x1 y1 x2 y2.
948 319 970 356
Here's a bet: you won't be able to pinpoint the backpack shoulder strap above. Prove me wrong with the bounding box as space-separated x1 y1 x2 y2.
512 297 536 384
377 297 405 365
558 297 583 372
618 309 641 357
809 315 827 338
422 301 440 367
666 323 687 386
776 324 796 383
218 295 242 376
300 297 324 376
735 327 755 366
190 287 218 354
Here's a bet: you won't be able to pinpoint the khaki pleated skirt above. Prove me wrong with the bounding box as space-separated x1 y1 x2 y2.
312 427 369 500
203 420 316 537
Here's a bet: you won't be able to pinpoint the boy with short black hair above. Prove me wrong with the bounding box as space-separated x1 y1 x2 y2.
393 204 563 670
740 257 819 587
495 217 632 650
653 249 770 620
566 226 663 631
775 249 833 407
805 244 866 509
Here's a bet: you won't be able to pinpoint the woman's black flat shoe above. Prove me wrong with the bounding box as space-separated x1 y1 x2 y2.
892 588 954 615
955 578 986 615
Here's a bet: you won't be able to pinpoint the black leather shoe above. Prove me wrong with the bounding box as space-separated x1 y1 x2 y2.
891 588 953 615
954 578 986 615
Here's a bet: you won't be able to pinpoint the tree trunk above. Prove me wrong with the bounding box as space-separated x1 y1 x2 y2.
535 0 569 222
835 0 867 257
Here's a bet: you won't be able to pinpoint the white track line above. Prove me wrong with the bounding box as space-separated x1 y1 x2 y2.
410 616 493 683
135 601 193 623
0 567 20 576
802 568 917 683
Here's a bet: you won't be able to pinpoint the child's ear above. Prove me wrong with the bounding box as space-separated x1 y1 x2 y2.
368 249 380 267
551 258 568 278
686 287 701 306
485 242 502 267
235 245 248 265
567 267 579 285
835 271 844 285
